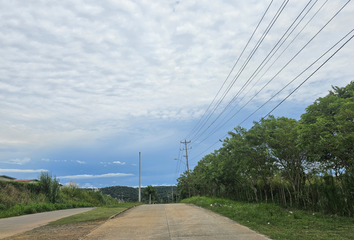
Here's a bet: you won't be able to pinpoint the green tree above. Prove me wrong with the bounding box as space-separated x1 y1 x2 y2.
299 81 354 174
143 185 158 204
39 172 61 203
299 81 354 215
259 116 305 206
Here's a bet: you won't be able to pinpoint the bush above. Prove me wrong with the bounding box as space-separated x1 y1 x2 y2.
0 178 118 219
39 172 61 203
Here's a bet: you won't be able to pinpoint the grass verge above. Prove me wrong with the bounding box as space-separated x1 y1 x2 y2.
48 202 143 225
0 202 95 219
181 196 354 240
0 180 119 219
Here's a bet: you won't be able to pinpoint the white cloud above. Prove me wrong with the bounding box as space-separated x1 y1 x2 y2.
41 158 68 163
3 0 351 148
113 161 125 165
82 183 95 188
0 0 353 187
59 173 133 179
76 160 86 164
0 168 48 173
132 164 137 166
1 157 30 165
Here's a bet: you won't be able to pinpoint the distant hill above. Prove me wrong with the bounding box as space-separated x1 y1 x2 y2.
100 185 179 203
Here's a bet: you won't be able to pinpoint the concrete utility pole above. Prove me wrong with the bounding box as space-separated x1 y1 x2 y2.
181 140 191 198
172 186 173 204
180 140 191 172
139 152 141 202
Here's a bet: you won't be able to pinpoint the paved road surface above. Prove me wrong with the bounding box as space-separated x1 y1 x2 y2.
84 204 270 240
0 207 95 239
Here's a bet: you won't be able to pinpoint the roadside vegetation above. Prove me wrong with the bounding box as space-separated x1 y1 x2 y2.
0 173 118 218
182 196 354 240
100 185 178 203
178 82 354 217
49 202 143 225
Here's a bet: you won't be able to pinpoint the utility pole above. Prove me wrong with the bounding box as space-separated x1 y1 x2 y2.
180 140 191 198
172 186 173 204
139 152 141 202
180 140 191 172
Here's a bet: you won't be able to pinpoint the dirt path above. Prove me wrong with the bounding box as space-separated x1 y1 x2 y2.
3 220 105 240
0 208 94 239
84 204 270 240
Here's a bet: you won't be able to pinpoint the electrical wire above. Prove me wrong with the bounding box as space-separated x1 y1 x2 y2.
260 30 354 121
188 0 287 142
191 0 349 149
190 28 354 161
184 0 275 140
191 0 314 144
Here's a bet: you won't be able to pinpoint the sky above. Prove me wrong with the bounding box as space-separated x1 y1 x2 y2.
1 0 353 188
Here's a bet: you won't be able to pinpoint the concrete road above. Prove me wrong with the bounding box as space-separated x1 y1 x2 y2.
0 207 95 239
84 204 270 240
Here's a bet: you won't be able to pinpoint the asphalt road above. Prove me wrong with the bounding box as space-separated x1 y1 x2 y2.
84 204 270 240
0 207 95 239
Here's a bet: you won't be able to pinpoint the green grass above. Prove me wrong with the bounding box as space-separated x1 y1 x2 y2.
48 202 143 225
0 202 95 218
0 180 121 219
181 196 354 240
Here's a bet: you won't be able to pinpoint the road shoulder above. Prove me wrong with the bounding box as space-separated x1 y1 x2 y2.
0 208 95 239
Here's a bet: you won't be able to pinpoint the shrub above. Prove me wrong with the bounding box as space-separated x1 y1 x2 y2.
39 172 61 203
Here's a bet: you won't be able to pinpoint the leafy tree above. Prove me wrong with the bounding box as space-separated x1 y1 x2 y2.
259 116 305 206
39 172 60 203
299 81 354 215
143 185 158 204
176 82 354 215
227 127 262 201
299 81 354 174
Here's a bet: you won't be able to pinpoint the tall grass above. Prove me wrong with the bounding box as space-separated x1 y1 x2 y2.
182 196 354 240
0 180 117 218
0 183 46 209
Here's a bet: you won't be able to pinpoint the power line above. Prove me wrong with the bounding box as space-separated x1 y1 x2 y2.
190 1 289 142
184 0 275 140
191 0 349 149
190 0 313 144
260 30 354 121
221 0 328 124
174 142 182 179
188 0 286 142
190 28 354 162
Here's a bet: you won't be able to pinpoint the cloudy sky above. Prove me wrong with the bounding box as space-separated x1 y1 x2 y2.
1 0 353 188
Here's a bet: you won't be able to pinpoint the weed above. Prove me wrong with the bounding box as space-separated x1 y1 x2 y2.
49 202 143 225
0 180 119 219
182 196 354 240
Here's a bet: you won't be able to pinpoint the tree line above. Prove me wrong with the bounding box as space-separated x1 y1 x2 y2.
100 185 178 203
177 82 354 216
